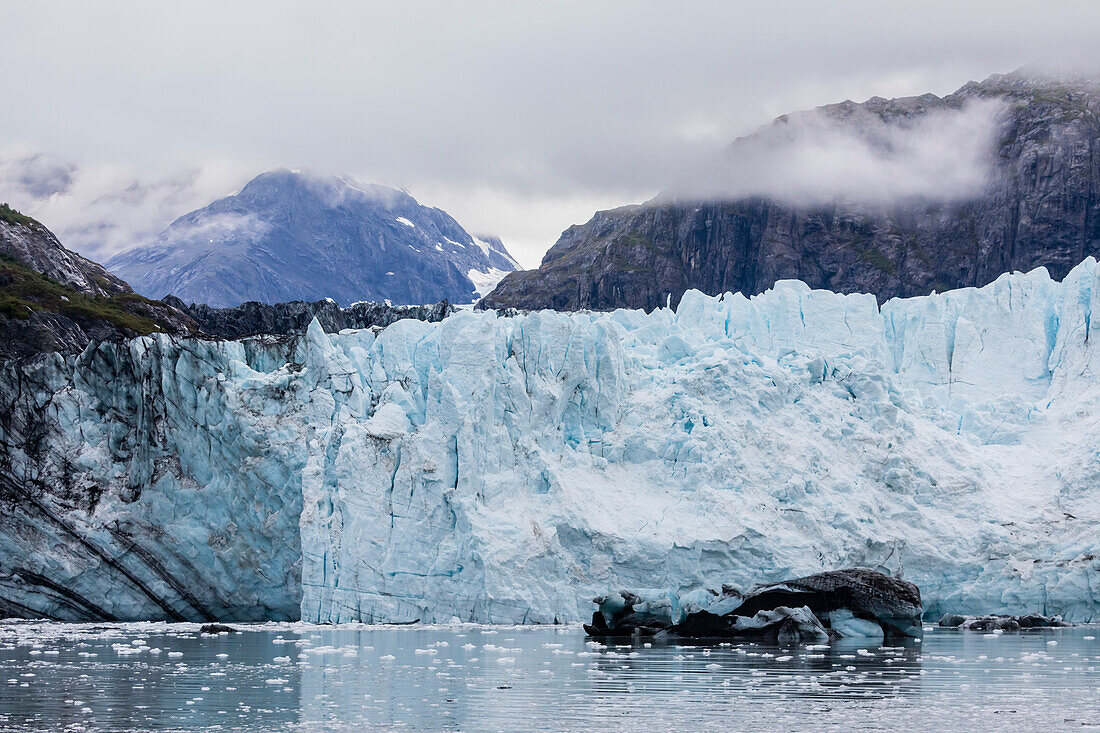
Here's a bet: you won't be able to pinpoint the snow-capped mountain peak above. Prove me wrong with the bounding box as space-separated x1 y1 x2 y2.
107 169 518 308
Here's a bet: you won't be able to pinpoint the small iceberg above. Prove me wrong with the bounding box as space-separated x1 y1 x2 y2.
584 567 923 642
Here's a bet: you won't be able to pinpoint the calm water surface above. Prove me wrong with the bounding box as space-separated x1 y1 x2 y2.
0 621 1097 731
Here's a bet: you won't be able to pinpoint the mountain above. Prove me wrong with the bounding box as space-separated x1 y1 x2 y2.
481 69 1100 311
0 204 195 359
108 169 519 308
0 200 467 357
5 260 1100 621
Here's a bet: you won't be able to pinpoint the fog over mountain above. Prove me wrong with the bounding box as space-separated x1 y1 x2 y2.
669 99 1007 206
0 149 249 261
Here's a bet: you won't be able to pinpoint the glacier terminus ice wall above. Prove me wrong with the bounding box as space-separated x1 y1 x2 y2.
4 258 1100 623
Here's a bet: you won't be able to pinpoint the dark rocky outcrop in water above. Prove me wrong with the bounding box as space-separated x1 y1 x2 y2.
199 624 239 634
585 568 923 641
166 296 455 340
679 605 830 644
721 568 924 638
483 70 1100 311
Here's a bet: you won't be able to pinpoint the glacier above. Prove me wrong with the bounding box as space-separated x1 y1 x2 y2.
3 258 1100 623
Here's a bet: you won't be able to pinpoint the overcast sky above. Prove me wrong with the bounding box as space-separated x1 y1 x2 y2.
3 1 1100 267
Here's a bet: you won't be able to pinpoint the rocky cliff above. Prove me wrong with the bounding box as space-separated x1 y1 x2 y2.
169 296 455 340
481 70 1100 311
0 205 196 359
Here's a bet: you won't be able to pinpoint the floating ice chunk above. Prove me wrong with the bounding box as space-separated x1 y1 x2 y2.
828 610 886 641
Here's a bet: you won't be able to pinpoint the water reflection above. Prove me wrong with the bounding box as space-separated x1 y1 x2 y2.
0 622 1096 731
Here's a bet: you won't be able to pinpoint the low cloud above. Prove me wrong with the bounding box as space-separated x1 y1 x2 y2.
0 149 249 260
0 99 1008 269
0 153 76 200
316 173 409 211
668 98 1007 207
139 212 272 256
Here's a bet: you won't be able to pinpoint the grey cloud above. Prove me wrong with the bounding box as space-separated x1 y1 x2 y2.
146 212 271 254
0 153 251 260
670 99 1007 207
4 2 1100 266
0 153 76 201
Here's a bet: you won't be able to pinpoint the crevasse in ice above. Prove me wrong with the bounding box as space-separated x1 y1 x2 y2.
4 258 1100 623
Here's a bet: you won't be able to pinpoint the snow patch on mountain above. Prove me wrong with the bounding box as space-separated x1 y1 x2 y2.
466 267 512 299
473 235 520 269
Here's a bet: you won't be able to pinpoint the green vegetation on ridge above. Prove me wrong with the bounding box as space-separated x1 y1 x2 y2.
0 253 161 334
0 203 39 229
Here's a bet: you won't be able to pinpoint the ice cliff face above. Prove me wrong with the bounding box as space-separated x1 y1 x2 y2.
0 338 305 621
4 259 1100 622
